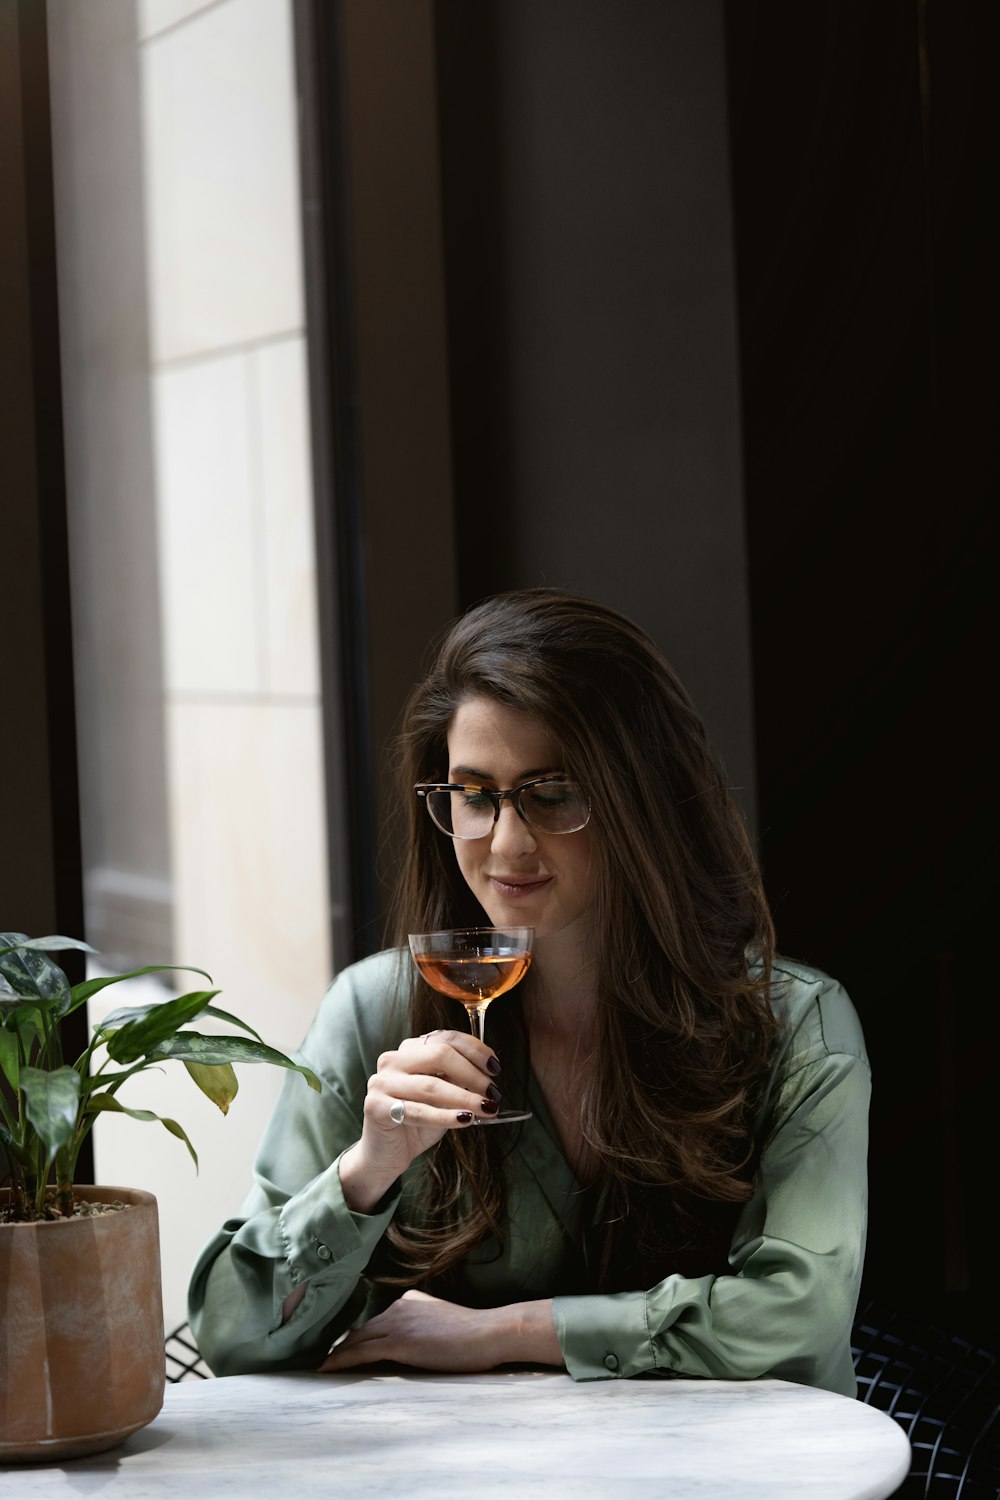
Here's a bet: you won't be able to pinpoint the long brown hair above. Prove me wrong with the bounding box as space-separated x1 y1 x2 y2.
382 588 780 1289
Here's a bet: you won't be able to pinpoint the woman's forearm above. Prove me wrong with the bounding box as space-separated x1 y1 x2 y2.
337 1141 400 1215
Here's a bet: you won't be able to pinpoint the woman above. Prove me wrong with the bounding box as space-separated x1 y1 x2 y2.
189 588 869 1393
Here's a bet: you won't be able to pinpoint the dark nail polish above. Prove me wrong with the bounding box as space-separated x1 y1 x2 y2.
480 1098 499 1115
485 1082 502 1104
486 1055 502 1076
456 1111 474 1123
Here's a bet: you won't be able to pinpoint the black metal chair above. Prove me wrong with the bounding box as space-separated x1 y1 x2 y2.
852 1297 1000 1498
165 1321 212 1383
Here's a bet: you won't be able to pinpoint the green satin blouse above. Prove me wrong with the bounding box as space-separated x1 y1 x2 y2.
188 949 870 1395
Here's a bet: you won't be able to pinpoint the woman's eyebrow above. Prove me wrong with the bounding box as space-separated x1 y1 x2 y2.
448 764 563 783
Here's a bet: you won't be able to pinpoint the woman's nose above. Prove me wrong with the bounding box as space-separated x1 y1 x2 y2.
490 800 537 858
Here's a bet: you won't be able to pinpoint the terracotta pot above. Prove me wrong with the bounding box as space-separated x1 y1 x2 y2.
0 1186 165 1462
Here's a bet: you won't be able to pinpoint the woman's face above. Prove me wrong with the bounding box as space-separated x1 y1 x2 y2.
445 696 595 942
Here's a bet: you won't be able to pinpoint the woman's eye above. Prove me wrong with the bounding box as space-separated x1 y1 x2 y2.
527 784 572 807
460 789 494 809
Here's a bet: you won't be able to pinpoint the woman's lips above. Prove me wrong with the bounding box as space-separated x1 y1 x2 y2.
488 875 552 898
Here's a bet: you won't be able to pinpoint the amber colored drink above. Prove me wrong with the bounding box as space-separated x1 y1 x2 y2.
412 951 532 1012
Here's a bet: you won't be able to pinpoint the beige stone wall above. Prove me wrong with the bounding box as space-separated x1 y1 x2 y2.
49 0 332 1337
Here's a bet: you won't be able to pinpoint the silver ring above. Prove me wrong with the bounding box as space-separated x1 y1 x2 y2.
421 1030 439 1045
388 1100 406 1126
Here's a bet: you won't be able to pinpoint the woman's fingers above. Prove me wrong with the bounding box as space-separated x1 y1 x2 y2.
366 1068 500 1128
317 1327 389 1372
317 1292 502 1374
369 1031 502 1122
400 1029 500 1082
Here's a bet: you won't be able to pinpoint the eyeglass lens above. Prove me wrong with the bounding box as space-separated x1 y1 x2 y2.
426 782 588 838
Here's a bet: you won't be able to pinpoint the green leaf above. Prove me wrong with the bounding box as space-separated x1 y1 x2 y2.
14 1007 44 1056
0 934 88 1016
85 1094 198 1169
67 963 214 1016
96 989 217 1035
150 1032 321 1091
199 1004 263 1043
0 935 96 958
0 995 61 1029
78 1062 153 1097
20 1066 81 1158
100 990 221 1063
184 1060 239 1114
0 1025 20 1090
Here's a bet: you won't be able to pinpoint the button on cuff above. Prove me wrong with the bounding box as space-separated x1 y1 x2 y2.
603 1353 619 1372
316 1242 333 1262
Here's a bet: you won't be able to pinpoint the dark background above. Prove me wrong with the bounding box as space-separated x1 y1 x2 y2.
726 0 996 1339
427 0 997 1339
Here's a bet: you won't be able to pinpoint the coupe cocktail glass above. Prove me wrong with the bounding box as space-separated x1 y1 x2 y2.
407 926 534 1124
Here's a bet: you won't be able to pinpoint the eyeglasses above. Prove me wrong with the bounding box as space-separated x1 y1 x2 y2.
415 778 591 840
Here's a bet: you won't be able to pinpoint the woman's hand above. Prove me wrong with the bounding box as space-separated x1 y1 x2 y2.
338 1030 502 1213
316 1290 562 1374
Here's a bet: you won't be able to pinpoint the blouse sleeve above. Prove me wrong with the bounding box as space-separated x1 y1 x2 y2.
187 954 405 1376
552 976 871 1397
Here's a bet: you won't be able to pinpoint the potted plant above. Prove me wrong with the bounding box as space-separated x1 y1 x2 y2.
0 932 320 1462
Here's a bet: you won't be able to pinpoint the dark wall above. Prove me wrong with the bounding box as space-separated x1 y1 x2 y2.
435 0 759 829
1 1 90 1178
1 1 82 944
725 0 997 1338
432 0 997 1338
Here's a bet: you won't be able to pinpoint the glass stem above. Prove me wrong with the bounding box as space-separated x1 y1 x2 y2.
469 1005 488 1044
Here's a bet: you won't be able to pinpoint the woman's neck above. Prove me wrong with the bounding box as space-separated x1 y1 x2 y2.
522 921 601 1186
525 922 599 1040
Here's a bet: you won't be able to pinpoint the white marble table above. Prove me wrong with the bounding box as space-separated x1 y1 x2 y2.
0 1369 912 1499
